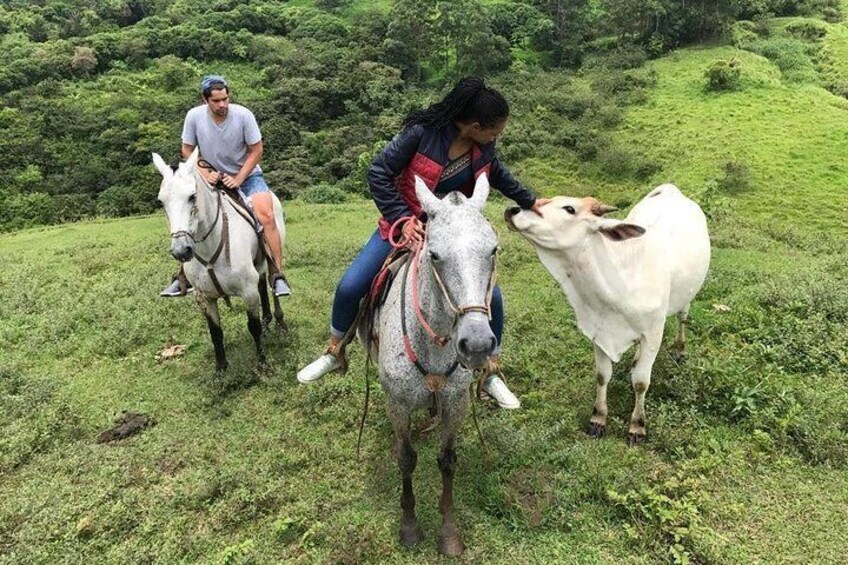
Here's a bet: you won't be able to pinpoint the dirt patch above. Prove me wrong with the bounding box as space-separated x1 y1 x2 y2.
505 468 556 528
96 411 156 443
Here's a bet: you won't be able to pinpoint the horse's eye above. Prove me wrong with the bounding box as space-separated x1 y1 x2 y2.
562 205 575 215
490 247 499 257
188 194 197 203
429 252 441 262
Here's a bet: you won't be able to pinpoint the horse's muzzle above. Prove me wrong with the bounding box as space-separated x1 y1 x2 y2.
455 315 496 370
171 235 194 262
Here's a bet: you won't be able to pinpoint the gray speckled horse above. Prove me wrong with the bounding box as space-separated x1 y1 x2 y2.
363 173 497 556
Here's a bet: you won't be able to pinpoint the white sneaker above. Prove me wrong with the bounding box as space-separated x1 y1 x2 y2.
482 375 521 409
296 353 341 384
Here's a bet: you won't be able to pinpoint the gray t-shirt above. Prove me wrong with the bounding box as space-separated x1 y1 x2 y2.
181 103 262 176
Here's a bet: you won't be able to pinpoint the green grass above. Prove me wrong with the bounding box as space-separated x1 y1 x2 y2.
3 31 848 565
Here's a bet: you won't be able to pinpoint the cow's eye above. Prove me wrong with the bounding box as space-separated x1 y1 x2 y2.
563 205 576 214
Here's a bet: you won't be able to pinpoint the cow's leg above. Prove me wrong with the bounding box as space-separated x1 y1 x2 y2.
588 345 613 438
387 401 422 547
628 328 663 445
671 304 690 362
201 298 227 378
437 391 468 557
258 276 272 332
244 289 266 368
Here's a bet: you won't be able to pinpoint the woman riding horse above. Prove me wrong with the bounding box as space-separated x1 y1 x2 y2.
297 76 550 409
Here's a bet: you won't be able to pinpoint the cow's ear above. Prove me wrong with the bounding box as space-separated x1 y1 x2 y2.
596 218 645 241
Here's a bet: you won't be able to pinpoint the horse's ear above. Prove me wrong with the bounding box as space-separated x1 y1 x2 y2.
414 175 442 216
152 153 172 178
468 172 490 211
183 146 200 173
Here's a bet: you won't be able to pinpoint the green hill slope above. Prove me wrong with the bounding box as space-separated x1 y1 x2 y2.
2 32 848 565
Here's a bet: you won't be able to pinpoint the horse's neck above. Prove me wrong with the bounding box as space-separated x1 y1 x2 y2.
194 177 224 252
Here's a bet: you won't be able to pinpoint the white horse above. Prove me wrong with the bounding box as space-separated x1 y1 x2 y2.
362 174 497 556
152 148 286 377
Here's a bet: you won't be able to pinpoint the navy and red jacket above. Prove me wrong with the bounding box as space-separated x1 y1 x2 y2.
368 123 537 240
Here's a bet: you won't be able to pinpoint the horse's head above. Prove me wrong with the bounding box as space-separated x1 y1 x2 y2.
415 174 498 370
152 148 203 262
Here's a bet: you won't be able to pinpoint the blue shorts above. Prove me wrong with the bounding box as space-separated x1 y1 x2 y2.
239 172 270 197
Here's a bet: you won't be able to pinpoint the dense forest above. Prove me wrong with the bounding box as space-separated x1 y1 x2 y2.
0 0 840 230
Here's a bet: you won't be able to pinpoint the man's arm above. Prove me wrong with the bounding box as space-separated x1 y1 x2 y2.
182 142 218 184
223 141 263 188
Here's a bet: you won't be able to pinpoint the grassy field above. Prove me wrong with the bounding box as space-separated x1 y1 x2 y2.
3 39 848 565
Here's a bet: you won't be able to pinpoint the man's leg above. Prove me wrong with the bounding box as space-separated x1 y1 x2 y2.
248 190 289 296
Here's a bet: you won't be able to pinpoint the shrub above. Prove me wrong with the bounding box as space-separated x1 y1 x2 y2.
717 159 752 193
784 20 827 41
705 58 742 91
300 183 350 204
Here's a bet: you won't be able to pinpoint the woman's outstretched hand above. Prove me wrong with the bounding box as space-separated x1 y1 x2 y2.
530 198 552 216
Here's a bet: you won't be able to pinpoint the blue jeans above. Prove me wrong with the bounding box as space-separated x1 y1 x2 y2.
239 172 270 197
330 229 504 348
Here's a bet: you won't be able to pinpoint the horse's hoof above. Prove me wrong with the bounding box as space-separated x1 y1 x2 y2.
399 521 423 547
627 432 646 447
586 422 606 438
275 319 288 332
437 533 465 557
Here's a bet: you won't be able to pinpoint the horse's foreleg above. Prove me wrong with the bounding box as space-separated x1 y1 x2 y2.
258 277 272 331
244 292 266 368
202 299 227 378
387 402 422 547
437 392 468 557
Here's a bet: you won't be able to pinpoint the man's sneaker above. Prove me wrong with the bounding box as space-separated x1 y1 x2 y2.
160 278 193 297
296 353 341 383
273 276 291 297
482 375 521 409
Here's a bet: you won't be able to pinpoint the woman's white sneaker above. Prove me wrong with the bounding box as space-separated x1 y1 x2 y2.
297 353 341 384
482 375 521 409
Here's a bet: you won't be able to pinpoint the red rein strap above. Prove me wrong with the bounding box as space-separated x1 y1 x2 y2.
390 216 450 347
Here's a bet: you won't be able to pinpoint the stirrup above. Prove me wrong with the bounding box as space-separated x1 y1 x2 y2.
272 275 291 297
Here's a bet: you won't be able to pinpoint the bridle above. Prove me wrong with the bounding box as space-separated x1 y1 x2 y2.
389 215 498 375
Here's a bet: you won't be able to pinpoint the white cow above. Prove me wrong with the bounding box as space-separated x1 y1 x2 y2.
505 184 710 444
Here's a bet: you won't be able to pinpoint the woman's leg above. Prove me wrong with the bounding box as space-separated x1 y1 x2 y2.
297 229 392 384
489 285 503 354
330 229 393 339
482 285 520 409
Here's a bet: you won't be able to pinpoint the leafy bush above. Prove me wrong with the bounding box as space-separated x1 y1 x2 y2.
705 58 742 91
301 183 350 204
745 37 818 82
784 19 828 41
607 470 715 564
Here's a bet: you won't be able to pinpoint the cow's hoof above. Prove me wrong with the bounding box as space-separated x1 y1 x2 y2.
586 422 606 438
671 349 686 364
437 533 465 557
399 521 423 547
627 433 646 447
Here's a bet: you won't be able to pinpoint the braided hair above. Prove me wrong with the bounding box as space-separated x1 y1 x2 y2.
403 76 509 131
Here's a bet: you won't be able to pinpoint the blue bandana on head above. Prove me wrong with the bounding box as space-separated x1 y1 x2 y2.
201 75 228 94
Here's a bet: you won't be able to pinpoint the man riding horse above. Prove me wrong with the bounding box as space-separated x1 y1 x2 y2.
160 75 291 298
